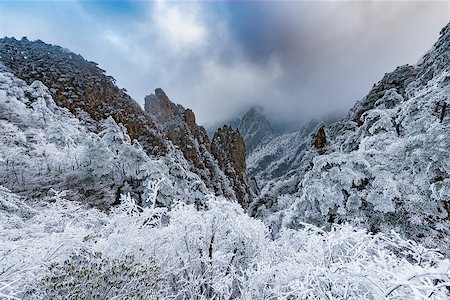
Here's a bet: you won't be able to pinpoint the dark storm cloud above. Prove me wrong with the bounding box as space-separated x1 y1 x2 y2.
217 1 449 127
0 1 448 128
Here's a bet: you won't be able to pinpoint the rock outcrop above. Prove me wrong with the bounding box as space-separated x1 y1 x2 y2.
314 126 326 154
145 89 255 206
0 37 166 156
144 88 185 124
211 125 254 207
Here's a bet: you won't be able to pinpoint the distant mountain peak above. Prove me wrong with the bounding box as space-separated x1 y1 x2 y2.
239 105 274 154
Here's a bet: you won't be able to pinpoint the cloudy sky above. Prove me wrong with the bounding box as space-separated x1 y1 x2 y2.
0 1 448 128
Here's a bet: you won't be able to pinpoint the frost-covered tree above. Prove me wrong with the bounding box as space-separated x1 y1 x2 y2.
2 185 449 299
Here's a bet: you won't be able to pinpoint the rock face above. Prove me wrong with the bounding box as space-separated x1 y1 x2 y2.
206 106 275 156
0 37 166 156
211 125 253 207
145 89 255 206
314 127 326 154
0 37 255 208
206 118 240 139
144 88 184 124
238 106 275 154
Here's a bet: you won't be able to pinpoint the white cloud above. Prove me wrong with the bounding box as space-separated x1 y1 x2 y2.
154 1 207 54
187 57 283 125
0 0 448 128
129 1 209 56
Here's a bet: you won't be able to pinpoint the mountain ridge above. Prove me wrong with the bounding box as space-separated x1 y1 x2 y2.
249 22 450 253
0 37 255 207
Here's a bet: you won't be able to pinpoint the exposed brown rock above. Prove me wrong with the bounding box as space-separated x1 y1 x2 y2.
145 90 255 205
314 126 326 153
144 88 184 124
211 126 253 207
184 109 197 136
0 37 166 156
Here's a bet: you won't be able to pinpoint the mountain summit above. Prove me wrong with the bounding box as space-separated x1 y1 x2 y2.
145 88 256 206
0 38 255 207
238 106 275 154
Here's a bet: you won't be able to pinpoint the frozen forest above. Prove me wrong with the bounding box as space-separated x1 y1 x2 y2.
0 9 449 300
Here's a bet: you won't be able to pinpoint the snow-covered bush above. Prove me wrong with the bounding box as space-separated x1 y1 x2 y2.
242 224 450 300
1 185 449 299
35 249 160 299
280 72 450 251
0 68 210 207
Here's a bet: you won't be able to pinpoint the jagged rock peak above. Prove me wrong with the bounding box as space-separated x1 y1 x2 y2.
241 105 272 126
144 88 185 124
143 88 256 204
212 125 254 206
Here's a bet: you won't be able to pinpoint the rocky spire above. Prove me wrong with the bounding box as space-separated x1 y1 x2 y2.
144 88 185 124
211 125 255 207
144 89 256 205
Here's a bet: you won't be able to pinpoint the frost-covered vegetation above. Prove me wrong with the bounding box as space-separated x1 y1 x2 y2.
1 186 449 299
248 24 450 253
0 67 210 208
1 22 449 300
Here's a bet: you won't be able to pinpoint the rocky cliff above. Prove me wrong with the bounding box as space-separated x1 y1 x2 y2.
211 125 254 207
206 106 276 156
0 37 254 208
144 89 254 206
0 37 166 156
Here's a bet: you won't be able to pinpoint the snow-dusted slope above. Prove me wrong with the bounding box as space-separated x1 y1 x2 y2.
0 67 213 207
0 37 256 207
247 120 319 194
251 23 450 252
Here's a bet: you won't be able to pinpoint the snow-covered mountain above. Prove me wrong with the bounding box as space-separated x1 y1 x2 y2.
0 37 254 207
238 106 275 154
206 106 276 156
250 23 450 253
0 22 449 300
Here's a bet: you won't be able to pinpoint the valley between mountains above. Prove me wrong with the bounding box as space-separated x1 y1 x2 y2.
0 22 449 299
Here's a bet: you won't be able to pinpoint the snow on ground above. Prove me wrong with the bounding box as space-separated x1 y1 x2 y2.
1 185 449 299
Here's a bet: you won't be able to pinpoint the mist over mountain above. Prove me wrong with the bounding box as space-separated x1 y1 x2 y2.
247 23 450 255
1 1 448 126
0 4 449 299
